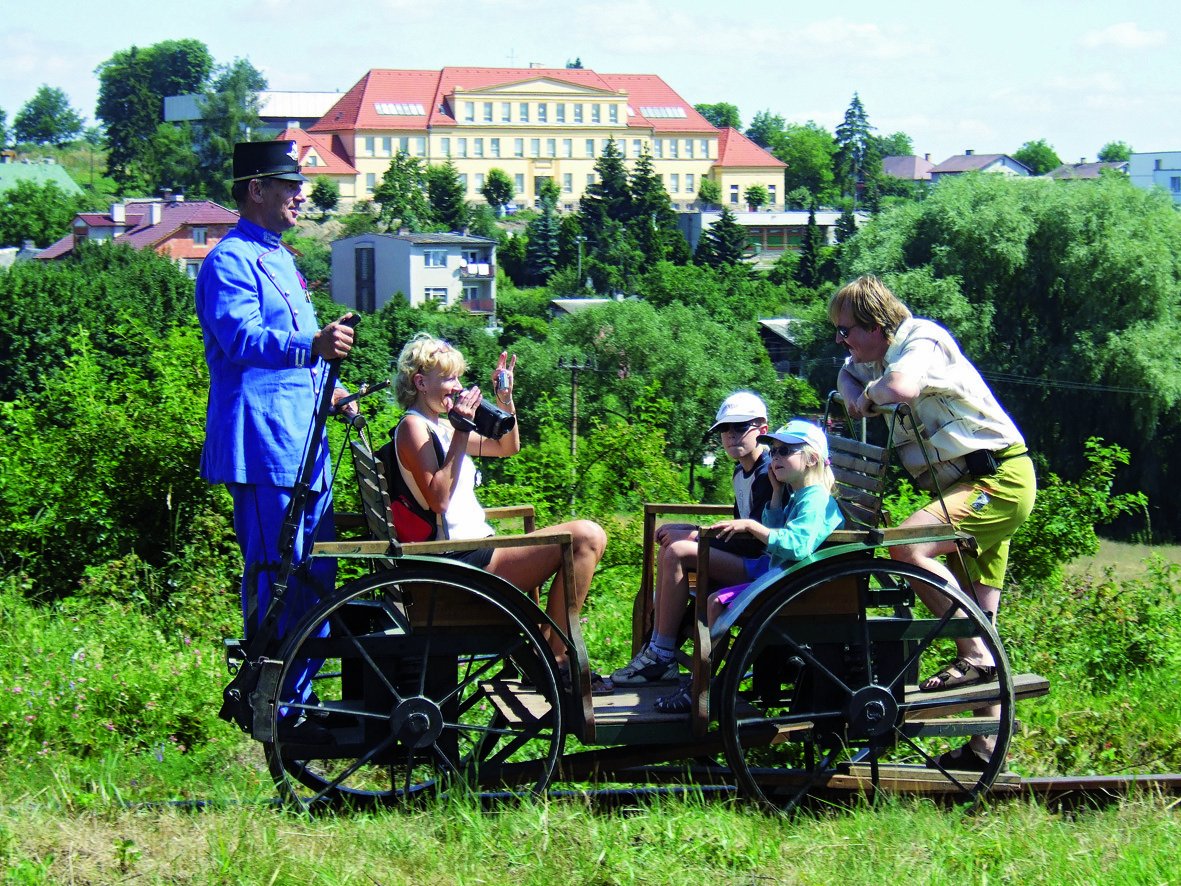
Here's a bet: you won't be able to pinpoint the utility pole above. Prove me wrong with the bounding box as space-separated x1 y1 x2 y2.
575 235 587 290
558 355 596 508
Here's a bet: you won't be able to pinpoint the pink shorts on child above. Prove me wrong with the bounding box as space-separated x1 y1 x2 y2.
713 583 752 607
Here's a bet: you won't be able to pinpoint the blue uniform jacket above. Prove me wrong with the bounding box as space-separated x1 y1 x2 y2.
195 218 328 489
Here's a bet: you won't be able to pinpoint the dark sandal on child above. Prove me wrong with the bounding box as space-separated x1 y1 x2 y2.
928 741 991 773
920 657 997 691
653 684 692 714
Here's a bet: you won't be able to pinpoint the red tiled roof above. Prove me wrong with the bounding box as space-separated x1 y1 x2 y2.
310 67 716 134
37 200 239 259
715 128 786 169
278 128 358 176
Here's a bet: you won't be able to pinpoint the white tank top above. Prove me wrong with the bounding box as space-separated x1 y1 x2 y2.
401 409 493 540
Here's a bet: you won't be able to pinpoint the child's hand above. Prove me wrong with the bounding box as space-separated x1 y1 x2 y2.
712 519 767 544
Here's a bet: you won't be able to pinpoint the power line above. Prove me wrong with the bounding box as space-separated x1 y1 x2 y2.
980 371 1153 395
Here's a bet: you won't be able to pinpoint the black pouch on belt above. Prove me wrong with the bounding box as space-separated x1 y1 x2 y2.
964 448 1000 476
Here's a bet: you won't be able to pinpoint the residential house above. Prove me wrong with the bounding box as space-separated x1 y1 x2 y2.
678 209 863 265
881 154 934 182
331 231 497 317
1046 160 1128 180
278 127 359 206
303 66 786 212
1128 151 1181 206
37 196 240 278
928 151 1032 183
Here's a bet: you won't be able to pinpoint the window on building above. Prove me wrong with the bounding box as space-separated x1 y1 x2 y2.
475 172 485 190
700 139 710 158
185 260 201 280
601 139 610 155
514 138 525 158
653 140 663 159
490 137 501 157
458 173 468 190
633 139 643 156
546 138 556 157
562 173 573 193
423 249 447 268
355 246 375 313
729 184 739 204
514 173 525 194
574 104 584 123
501 101 512 122
424 287 448 303
483 102 493 123
585 138 595 157
1156 159 1163 170
609 104 619 124
538 103 548 123
670 174 680 192
686 173 695 193
685 139 694 158
530 138 541 157
474 138 484 157
366 172 376 194
767 184 777 205
440 137 451 157
591 103 601 123
519 102 530 122
669 140 679 159
464 285 480 301
1172 176 1181 192
456 138 468 158
587 173 596 187
191 226 207 246
377 137 389 155
556 103 566 123
364 136 375 155
463 102 475 122
563 138 573 158
413 136 426 156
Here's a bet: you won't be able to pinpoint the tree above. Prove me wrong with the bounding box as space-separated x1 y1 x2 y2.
697 178 722 207
744 184 769 211
694 102 741 130
1098 140 1132 163
1013 138 1062 175
481 167 514 215
0 180 80 248
0 108 7 148
578 137 630 235
872 131 914 158
834 207 858 244
309 176 340 214
140 121 200 196
834 93 877 206
426 159 470 232
194 59 267 204
777 122 838 206
339 200 381 237
13 85 84 146
628 148 689 263
373 150 431 230
745 109 786 149
525 194 561 283
96 41 213 192
694 207 747 268
795 205 826 287
566 58 584 69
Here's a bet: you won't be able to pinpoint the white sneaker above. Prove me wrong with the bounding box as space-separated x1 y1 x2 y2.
610 647 679 685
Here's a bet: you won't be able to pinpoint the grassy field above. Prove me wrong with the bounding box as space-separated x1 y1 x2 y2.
1066 539 1181 582
1 539 1178 884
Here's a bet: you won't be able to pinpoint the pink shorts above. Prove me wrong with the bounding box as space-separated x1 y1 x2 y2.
713 583 751 607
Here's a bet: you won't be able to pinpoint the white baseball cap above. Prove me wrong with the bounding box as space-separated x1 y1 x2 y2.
708 391 768 433
758 419 829 462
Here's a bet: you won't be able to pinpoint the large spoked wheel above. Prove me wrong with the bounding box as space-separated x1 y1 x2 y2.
716 558 1014 813
263 560 565 811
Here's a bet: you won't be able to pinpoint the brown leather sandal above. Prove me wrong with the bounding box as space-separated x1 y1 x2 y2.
920 657 997 692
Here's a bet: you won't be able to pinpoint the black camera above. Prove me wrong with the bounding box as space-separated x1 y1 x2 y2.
449 393 516 440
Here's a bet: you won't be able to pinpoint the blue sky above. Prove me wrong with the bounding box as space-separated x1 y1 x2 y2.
3 0 1178 163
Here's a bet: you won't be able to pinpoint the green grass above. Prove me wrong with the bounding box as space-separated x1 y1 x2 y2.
1066 539 1181 582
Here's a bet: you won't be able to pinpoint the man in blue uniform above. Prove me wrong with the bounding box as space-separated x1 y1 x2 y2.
196 140 355 742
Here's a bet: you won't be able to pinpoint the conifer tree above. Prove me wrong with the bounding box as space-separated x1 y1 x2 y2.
694 207 747 268
834 93 878 208
427 159 470 232
373 150 431 231
525 194 561 283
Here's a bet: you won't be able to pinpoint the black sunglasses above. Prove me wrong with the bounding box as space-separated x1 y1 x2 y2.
717 420 761 436
769 443 806 458
835 323 862 339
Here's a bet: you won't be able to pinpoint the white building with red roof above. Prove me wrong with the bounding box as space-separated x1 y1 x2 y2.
304 66 785 212
37 196 240 278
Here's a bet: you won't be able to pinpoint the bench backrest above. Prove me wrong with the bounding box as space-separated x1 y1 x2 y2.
350 439 399 544
826 433 890 529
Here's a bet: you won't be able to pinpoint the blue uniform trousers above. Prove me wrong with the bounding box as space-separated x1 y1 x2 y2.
230 482 336 718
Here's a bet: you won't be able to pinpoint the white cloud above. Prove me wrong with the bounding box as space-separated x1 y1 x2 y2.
1080 22 1167 50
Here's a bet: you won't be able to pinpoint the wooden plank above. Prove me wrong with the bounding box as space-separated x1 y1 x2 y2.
833 765 1021 791
904 673 1049 718
481 679 557 722
312 530 573 558
834 482 882 512
832 465 887 495
826 434 889 463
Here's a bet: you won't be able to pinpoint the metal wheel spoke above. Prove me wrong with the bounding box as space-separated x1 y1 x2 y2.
882 600 965 691
326 610 405 703
439 637 529 708
761 621 853 696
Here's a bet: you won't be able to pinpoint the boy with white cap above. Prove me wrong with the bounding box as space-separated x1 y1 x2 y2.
611 391 773 685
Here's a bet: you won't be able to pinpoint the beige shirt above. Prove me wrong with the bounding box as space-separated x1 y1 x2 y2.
843 318 1023 491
